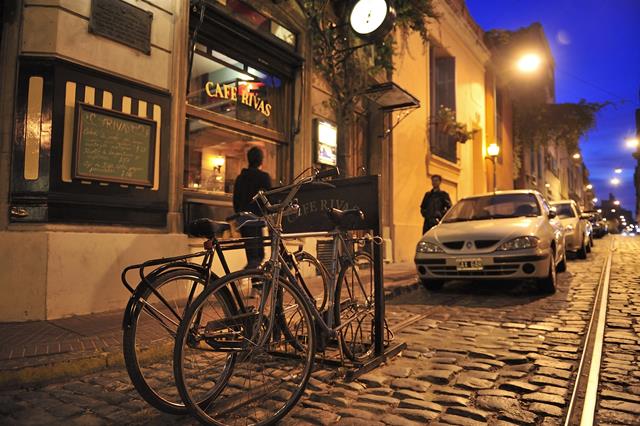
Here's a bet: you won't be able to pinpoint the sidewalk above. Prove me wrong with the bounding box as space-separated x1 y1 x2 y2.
0 262 418 388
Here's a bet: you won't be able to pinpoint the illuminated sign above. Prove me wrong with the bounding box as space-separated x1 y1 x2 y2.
204 82 272 117
314 119 337 166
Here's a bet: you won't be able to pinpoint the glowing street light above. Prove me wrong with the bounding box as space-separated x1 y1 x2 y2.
610 177 621 186
625 137 639 149
586 184 593 190
487 143 500 192
516 53 542 73
592 197 598 203
614 168 623 174
614 200 621 206
572 153 581 160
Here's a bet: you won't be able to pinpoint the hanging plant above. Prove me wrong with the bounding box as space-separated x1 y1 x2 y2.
430 106 476 144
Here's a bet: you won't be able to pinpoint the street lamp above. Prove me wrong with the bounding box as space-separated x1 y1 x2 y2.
586 184 593 190
614 168 623 174
614 200 621 206
592 197 598 203
610 177 621 186
625 137 639 149
487 143 500 192
572 153 581 160
516 53 542 73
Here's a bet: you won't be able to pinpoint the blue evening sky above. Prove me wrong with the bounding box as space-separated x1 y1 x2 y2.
466 0 640 214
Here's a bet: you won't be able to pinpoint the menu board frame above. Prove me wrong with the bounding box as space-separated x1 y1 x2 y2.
72 102 157 187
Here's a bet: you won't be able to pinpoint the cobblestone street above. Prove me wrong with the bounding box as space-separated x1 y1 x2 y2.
2 236 640 425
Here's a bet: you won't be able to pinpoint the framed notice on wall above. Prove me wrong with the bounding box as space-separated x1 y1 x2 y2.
73 102 157 186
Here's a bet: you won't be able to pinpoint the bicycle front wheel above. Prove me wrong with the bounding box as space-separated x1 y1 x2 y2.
174 269 316 426
123 268 234 414
335 251 375 362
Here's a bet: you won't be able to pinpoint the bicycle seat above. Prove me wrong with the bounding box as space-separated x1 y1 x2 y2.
326 208 365 229
188 218 230 239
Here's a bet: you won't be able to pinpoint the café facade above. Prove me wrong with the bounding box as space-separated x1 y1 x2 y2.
0 0 330 321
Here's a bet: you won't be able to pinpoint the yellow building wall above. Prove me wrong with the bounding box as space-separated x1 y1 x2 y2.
390 1 490 263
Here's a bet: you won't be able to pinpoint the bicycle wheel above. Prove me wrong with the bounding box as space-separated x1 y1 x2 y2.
123 268 235 414
334 251 375 362
174 269 316 426
294 250 330 312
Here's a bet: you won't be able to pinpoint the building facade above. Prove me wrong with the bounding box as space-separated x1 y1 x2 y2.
1 0 522 321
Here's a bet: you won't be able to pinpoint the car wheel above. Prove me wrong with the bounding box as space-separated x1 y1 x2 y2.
420 278 444 291
556 250 567 273
537 257 556 294
577 243 588 259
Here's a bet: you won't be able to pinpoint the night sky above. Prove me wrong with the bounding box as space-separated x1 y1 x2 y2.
466 0 640 215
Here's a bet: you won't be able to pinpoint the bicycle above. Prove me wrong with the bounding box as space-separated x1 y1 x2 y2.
121 219 328 415
172 167 380 425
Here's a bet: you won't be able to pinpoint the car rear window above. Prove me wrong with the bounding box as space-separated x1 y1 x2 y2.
552 203 575 218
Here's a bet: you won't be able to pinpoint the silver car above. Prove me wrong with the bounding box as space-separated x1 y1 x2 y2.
550 200 590 259
415 190 566 293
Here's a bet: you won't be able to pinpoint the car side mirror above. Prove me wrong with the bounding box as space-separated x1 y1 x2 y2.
548 210 557 219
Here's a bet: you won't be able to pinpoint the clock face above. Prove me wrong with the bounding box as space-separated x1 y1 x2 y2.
349 0 389 35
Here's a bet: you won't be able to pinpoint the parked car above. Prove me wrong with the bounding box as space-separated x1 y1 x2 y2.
584 210 607 238
550 200 590 259
415 190 566 294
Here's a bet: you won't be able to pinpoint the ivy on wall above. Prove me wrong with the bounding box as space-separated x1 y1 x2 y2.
301 0 438 175
513 100 608 178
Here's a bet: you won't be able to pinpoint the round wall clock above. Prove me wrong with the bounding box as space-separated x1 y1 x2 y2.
348 0 396 41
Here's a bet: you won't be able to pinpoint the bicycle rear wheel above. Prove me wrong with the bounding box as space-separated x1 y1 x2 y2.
123 268 234 414
334 251 375 362
294 250 330 312
174 270 316 425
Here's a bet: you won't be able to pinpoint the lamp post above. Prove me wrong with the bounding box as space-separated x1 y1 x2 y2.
487 143 500 192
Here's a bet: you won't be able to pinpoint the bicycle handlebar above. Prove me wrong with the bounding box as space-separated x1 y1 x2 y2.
252 167 339 216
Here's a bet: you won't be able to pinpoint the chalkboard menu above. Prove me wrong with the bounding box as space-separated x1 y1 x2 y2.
73 103 156 186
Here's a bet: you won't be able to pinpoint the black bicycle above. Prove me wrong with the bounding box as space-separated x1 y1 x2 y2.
121 221 328 415
172 167 378 425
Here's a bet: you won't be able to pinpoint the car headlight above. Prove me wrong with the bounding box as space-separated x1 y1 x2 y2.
565 225 574 232
417 241 444 253
497 236 539 251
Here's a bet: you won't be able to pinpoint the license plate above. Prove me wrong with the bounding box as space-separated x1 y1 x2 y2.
456 258 483 271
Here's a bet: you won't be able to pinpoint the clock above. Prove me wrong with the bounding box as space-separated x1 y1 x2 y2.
348 0 396 41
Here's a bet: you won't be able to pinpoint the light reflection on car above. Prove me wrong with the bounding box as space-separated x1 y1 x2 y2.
415 190 566 294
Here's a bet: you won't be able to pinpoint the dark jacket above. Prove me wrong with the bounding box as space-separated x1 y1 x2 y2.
420 189 452 225
233 167 272 215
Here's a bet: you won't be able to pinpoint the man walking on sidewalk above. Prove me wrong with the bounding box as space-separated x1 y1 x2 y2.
420 174 452 234
233 146 272 269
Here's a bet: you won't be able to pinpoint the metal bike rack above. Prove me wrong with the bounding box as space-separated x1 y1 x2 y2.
278 175 406 380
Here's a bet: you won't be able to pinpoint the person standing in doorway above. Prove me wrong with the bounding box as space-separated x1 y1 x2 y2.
233 146 272 269
420 174 452 234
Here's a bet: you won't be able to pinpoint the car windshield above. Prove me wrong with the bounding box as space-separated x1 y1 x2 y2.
442 193 541 223
552 203 575 218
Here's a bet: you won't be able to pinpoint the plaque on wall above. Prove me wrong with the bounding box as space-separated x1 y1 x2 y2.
73 103 157 187
89 0 153 55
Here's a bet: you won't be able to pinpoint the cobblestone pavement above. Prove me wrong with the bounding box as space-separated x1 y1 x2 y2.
595 237 640 425
1 237 634 425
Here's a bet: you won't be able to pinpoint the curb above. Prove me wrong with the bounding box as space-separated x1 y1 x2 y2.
0 273 420 389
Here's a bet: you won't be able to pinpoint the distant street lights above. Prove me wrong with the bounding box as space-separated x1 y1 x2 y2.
487 143 500 192
586 184 593 190
610 177 621 186
592 197 598 203
614 200 621 206
614 168 623 174
572 153 581 160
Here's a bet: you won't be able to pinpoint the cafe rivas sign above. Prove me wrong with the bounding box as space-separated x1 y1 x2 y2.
204 82 272 117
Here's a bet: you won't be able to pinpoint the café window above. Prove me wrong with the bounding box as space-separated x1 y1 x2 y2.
188 47 287 133
184 118 278 195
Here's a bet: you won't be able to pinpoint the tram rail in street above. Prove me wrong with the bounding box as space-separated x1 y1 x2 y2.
565 237 616 426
